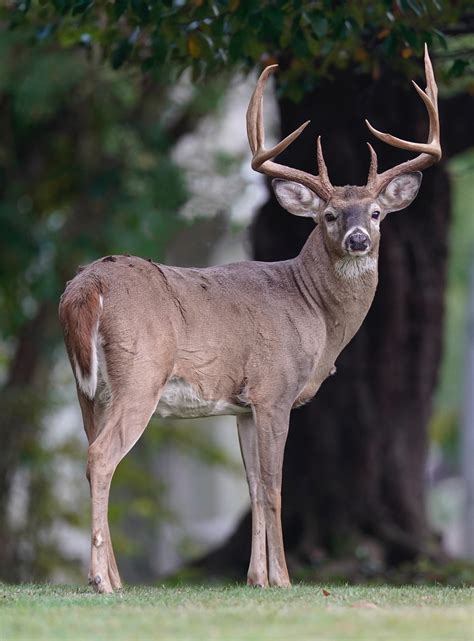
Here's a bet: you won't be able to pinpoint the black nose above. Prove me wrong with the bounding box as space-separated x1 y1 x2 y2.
346 232 370 252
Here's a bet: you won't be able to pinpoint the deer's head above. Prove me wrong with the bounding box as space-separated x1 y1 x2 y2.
247 46 441 262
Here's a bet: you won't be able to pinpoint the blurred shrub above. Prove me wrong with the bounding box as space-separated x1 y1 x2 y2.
0 24 231 581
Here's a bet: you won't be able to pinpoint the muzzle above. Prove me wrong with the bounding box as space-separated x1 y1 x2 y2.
345 231 370 253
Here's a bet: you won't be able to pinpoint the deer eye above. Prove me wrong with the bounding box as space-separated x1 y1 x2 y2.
371 211 380 220
325 212 337 222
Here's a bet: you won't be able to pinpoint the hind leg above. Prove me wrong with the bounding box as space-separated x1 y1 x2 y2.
80 394 122 591
79 376 162 594
83 464 121 590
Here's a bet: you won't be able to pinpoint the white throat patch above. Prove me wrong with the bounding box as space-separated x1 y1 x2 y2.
334 255 378 280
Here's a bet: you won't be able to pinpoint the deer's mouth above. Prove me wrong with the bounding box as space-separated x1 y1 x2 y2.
346 246 371 258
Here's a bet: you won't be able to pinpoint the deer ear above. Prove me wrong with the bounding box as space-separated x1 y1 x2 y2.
272 179 325 218
378 172 422 214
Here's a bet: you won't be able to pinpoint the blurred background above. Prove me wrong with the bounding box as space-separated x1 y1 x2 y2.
0 1 473 586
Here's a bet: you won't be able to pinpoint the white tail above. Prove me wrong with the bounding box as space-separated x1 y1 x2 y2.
59 279 103 399
72 296 103 399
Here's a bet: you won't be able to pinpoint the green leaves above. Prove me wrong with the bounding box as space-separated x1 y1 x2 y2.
187 32 213 60
111 36 134 69
0 28 191 339
8 0 472 91
449 59 469 79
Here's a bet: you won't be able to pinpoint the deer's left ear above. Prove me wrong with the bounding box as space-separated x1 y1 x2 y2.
272 179 325 219
378 172 422 214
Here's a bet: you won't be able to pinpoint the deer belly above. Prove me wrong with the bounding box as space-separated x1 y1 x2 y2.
155 377 250 419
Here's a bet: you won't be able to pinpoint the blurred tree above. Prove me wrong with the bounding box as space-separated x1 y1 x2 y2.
4 1 474 579
0 23 232 579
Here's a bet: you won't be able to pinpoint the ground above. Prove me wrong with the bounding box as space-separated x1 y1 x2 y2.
1 583 473 640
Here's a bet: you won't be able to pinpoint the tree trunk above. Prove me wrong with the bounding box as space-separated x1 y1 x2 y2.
0 306 50 580
197 67 458 580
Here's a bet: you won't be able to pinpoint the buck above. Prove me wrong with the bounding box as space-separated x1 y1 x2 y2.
59 47 441 593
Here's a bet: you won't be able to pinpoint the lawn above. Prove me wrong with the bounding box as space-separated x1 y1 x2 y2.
1 583 473 641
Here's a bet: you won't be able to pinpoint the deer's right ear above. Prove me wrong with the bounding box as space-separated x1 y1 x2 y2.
272 179 325 218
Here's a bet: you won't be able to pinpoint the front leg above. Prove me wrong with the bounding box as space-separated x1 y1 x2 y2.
253 405 291 588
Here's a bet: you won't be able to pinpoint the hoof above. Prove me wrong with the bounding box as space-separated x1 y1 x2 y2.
247 575 268 588
88 573 113 594
269 580 291 588
88 574 102 586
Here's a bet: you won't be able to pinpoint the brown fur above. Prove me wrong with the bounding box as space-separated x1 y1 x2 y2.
59 273 104 380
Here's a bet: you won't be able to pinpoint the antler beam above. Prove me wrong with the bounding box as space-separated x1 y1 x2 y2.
365 44 441 194
246 64 334 201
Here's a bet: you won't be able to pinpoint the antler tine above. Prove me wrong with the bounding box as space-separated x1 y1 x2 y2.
366 143 378 187
246 64 274 154
422 42 439 143
246 65 334 201
247 65 309 164
423 44 437 105
316 136 332 192
365 45 441 194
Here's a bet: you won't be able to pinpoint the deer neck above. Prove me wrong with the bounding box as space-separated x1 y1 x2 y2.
292 224 379 334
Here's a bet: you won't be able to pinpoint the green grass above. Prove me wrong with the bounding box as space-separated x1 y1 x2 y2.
1 583 473 641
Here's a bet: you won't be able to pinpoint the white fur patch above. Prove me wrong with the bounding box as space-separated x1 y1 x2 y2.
334 255 378 280
156 377 250 419
73 295 103 400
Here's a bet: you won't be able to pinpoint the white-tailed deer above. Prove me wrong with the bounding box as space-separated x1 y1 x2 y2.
59 47 441 593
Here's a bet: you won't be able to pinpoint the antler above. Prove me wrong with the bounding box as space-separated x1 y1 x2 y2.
365 44 441 194
247 64 334 201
